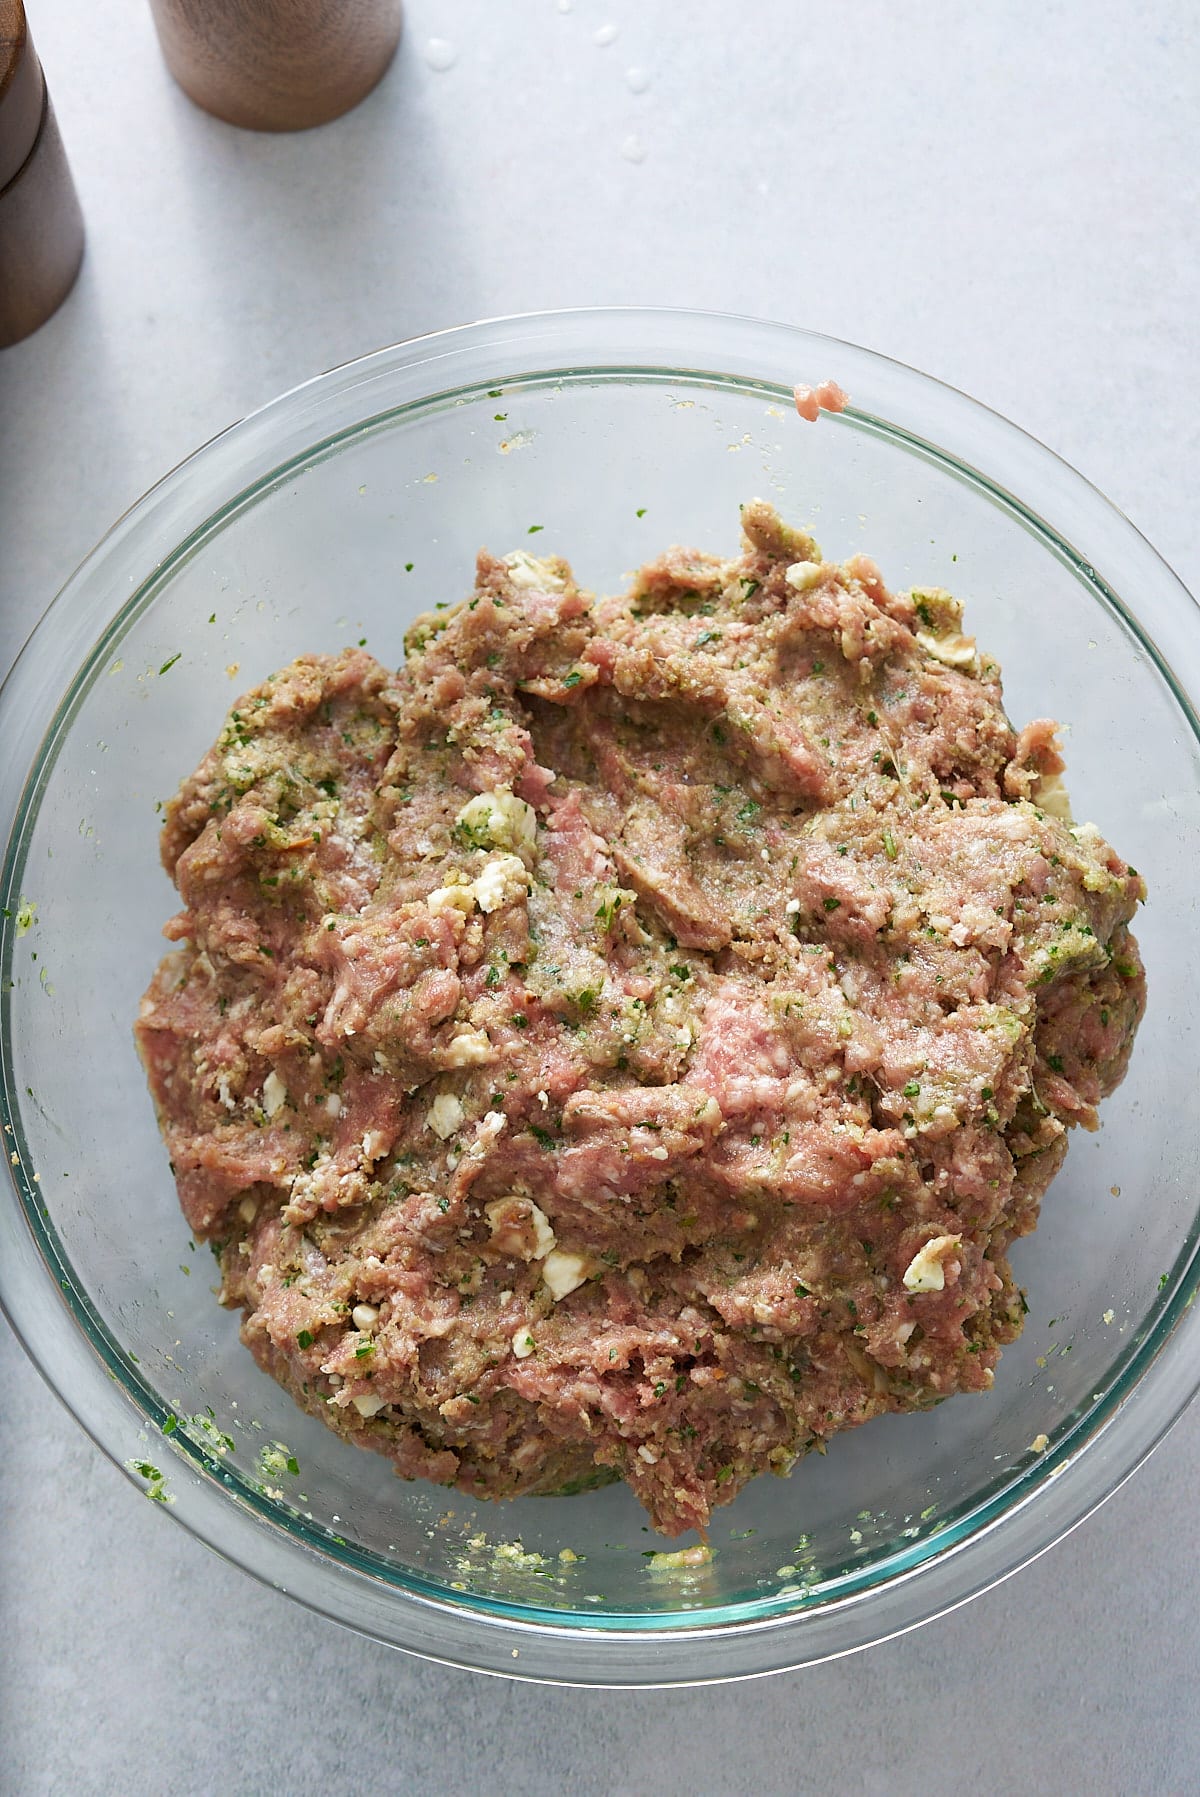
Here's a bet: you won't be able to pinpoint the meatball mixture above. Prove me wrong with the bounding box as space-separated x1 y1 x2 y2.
136 504 1145 1535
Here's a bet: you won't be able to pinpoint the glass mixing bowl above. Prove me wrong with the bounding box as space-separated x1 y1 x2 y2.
3 308 1199 1686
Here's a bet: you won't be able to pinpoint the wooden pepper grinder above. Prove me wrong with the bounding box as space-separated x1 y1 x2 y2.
0 0 85 348
147 0 404 132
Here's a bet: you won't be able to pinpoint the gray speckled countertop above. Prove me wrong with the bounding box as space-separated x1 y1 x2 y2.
2 3 1198 1789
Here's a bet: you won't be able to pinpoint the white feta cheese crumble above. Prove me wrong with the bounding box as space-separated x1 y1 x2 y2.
1033 771 1074 823
325 1093 342 1117
512 1328 536 1359
914 629 978 671
485 1197 556 1261
455 788 538 860
352 1393 387 1418
785 559 825 592
427 881 476 914
216 1073 237 1112
902 1233 962 1293
472 853 528 914
542 1249 590 1300
527 1203 557 1261
426 1093 465 1140
785 898 801 915
443 1027 493 1067
262 1071 288 1118
503 550 565 592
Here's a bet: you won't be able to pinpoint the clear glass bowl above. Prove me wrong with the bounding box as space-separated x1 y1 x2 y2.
2 308 1199 1686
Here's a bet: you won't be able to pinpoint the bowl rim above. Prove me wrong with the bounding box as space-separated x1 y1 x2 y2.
3 303 1200 1686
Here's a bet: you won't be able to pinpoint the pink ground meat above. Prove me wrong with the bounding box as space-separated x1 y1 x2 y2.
135 503 1145 1536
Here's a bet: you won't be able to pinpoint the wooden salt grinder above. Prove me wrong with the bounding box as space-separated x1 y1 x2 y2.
147 0 405 132
0 0 85 348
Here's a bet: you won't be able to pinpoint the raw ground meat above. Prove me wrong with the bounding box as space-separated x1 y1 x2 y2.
135 503 1145 1536
793 379 849 420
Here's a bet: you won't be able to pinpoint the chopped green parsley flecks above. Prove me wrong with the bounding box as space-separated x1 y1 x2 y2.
159 652 182 676
13 897 36 937
126 1458 175 1504
296 1328 314 1349
259 1442 301 1480
188 1414 235 1455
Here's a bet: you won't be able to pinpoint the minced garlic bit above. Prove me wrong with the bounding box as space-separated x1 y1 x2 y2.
426 1093 465 1140
1030 1432 1049 1453
353 1393 387 1418
512 1328 536 1359
455 788 538 860
541 1249 590 1301
902 1233 963 1293
1102 1308 1115 1326
352 1303 380 1331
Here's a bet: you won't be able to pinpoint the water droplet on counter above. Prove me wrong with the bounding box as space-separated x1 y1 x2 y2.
594 22 618 47
619 133 646 163
425 37 457 71
625 66 650 93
